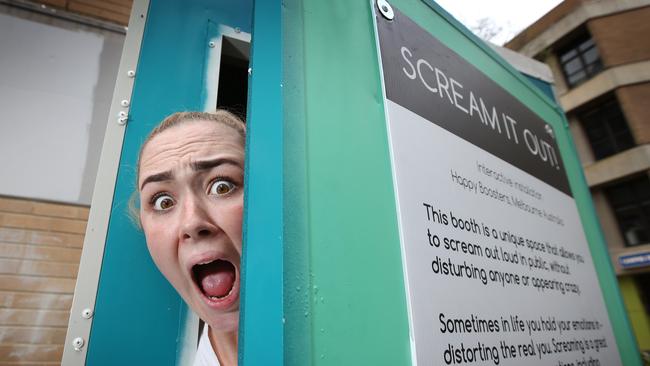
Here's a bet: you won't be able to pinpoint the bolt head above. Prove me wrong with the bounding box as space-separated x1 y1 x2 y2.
377 0 394 20
72 337 85 351
81 308 93 319
127 70 136 78
121 100 130 107
209 41 216 48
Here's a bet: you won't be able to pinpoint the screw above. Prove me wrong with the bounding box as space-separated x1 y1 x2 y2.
121 100 130 107
209 41 216 48
127 70 136 78
72 337 85 351
377 0 394 20
117 111 128 125
81 308 93 319
235 27 241 33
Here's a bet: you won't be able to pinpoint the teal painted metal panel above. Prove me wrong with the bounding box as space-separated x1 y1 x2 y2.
238 0 284 365
281 0 312 364
282 0 413 364
87 1 252 365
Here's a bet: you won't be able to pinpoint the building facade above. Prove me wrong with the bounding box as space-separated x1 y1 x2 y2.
506 0 650 351
0 0 131 364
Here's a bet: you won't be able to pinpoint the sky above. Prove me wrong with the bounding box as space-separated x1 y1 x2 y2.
433 0 564 45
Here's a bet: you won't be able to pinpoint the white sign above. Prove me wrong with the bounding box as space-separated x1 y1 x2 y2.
376 6 621 366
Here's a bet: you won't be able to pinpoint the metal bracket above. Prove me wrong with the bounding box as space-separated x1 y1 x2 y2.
61 0 150 364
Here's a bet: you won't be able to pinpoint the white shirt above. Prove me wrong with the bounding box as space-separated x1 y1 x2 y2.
193 324 220 366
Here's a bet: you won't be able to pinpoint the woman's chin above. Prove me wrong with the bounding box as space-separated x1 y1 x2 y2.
204 310 239 334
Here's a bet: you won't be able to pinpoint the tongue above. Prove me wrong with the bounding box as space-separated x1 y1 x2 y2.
196 260 235 298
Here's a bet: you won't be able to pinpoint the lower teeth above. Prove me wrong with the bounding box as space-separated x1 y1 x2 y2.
209 293 229 300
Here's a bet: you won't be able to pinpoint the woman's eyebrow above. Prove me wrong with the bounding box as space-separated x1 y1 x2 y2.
140 171 173 190
140 158 240 190
191 158 241 171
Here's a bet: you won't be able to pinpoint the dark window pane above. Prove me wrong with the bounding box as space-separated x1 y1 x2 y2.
590 141 614 160
607 184 629 204
583 47 599 64
564 58 583 74
606 176 650 247
560 49 577 62
610 121 629 134
580 98 634 160
642 206 650 219
615 134 635 151
585 123 607 140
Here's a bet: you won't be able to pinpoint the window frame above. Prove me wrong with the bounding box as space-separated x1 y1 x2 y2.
578 96 635 160
557 33 603 88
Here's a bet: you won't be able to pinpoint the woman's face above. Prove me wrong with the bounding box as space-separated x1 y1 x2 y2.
138 121 244 332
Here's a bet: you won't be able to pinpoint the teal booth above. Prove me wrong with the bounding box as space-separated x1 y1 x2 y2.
63 0 640 365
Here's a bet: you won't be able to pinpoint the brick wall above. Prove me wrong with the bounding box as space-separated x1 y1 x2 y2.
589 6 650 67
35 0 133 26
0 197 88 365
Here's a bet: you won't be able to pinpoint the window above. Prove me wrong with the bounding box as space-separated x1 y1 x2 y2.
580 98 634 160
605 175 650 247
558 35 602 87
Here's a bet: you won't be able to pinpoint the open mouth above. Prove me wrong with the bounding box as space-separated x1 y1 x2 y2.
192 259 237 301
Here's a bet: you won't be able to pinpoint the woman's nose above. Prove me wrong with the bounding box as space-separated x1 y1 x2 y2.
178 196 217 241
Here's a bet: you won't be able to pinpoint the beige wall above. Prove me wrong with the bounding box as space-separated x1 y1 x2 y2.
0 196 87 365
617 83 650 145
568 115 596 165
589 7 650 68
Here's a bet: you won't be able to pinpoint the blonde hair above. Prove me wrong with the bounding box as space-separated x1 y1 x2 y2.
128 110 246 227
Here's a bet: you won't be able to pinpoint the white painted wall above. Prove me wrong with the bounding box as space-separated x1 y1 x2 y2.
0 5 124 204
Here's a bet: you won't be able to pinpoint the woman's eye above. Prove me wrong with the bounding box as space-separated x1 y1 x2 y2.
209 180 236 196
152 194 175 211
